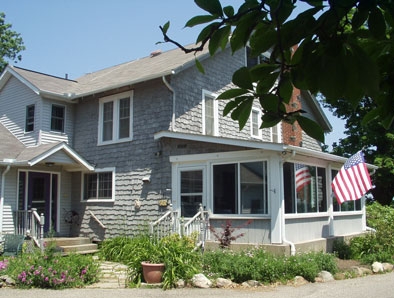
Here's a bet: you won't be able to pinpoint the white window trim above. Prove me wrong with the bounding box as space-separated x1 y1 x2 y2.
202 89 218 136
250 107 262 139
98 91 133 145
81 167 116 202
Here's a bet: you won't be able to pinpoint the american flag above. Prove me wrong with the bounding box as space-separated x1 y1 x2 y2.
332 151 372 204
295 164 312 192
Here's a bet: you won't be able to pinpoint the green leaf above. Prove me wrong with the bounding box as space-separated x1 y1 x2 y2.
255 72 279 94
369 7 386 39
195 58 205 74
185 15 218 28
296 115 324 143
223 5 234 18
209 26 231 55
250 63 279 82
260 113 281 128
259 94 280 111
232 67 253 90
230 97 254 130
223 100 238 116
162 21 170 34
196 22 220 44
217 88 249 100
195 0 223 17
278 74 293 104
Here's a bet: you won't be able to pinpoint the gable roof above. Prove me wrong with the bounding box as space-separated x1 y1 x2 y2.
0 123 94 171
0 45 210 101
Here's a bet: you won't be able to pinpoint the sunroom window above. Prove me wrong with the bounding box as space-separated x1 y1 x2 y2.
284 162 327 214
332 169 361 212
213 161 268 215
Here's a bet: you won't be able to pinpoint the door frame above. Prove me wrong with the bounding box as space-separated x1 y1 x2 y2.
18 170 60 234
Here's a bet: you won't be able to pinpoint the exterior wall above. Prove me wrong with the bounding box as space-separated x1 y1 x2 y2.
1 167 18 233
0 77 74 147
0 77 41 146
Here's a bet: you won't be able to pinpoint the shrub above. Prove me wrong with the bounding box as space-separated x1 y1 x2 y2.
1 240 100 289
349 203 394 263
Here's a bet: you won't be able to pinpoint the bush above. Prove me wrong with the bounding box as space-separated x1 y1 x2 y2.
202 248 337 283
0 240 100 289
349 203 394 263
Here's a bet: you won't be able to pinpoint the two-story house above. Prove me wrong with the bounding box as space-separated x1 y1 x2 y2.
0 45 376 253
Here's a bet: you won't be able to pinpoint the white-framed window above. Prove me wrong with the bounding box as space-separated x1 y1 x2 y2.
180 169 204 217
25 104 35 132
284 162 327 214
98 91 133 145
51 104 65 132
270 123 282 143
250 108 262 138
202 90 218 136
213 161 268 215
82 168 115 202
332 169 361 212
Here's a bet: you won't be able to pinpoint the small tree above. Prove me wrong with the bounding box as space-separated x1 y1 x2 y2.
0 12 25 72
210 219 252 249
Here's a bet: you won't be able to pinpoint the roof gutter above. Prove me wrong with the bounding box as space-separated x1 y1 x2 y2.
162 74 176 132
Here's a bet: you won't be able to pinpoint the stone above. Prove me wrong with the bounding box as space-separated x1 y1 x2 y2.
191 273 212 288
293 276 308 286
317 270 334 282
372 262 384 273
176 279 185 288
245 280 260 287
382 263 394 272
215 277 233 288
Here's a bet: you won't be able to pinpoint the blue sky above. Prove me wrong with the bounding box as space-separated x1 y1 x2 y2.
2 0 345 148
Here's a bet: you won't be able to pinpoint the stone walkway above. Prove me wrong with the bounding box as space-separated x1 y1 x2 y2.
87 261 129 289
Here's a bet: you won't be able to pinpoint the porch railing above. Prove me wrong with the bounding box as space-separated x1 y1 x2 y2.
13 208 44 250
149 204 210 250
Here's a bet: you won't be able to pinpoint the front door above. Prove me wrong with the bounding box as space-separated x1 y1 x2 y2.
27 172 58 233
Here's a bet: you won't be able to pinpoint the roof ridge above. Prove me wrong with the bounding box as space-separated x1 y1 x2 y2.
12 66 78 82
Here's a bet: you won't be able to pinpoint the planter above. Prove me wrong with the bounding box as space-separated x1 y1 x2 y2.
141 261 165 283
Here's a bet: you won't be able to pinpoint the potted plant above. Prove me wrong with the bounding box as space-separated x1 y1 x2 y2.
128 235 166 284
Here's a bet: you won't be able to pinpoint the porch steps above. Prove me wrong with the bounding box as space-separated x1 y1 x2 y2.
44 237 99 255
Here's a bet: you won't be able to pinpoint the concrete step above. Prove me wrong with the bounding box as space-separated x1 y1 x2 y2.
60 243 99 253
46 237 92 246
87 261 129 288
44 237 99 255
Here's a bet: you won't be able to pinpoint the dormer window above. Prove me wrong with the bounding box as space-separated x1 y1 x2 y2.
51 104 65 132
25 104 35 132
202 90 218 136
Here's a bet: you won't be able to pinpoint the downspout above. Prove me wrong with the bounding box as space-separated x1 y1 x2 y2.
0 164 11 234
162 73 176 132
281 149 296 255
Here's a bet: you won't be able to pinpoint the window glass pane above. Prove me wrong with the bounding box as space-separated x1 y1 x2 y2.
213 164 237 214
251 110 259 136
103 101 113 141
180 170 202 217
317 167 327 212
119 98 130 139
84 174 97 200
98 172 112 199
25 105 35 132
271 124 279 142
332 170 340 211
240 162 267 214
205 94 215 135
284 162 296 213
51 105 65 132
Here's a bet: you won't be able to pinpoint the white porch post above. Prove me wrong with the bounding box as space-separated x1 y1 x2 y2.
270 155 282 244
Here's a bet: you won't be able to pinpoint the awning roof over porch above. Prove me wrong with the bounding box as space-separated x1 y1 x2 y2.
0 123 94 171
154 131 378 170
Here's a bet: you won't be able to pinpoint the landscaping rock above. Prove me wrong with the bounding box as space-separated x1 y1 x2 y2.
293 276 308 286
316 270 334 282
191 273 212 288
0 275 15 288
215 277 233 288
372 262 384 273
175 279 185 288
382 263 394 272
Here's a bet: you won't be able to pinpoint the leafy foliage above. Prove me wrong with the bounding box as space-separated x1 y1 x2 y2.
0 240 99 289
160 0 394 143
0 12 25 72
100 233 201 289
327 96 394 206
202 248 337 283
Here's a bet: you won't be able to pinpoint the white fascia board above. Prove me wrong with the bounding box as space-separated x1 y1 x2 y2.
1 66 40 95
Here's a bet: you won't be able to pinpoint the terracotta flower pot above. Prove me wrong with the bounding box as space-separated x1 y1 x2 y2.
141 261 165 283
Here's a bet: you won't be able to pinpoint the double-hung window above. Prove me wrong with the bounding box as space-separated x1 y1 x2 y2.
99 91 133 145
51 104 65 132
251 108 261 138
82 169 115 201
202 90 218 136
25 104 35 132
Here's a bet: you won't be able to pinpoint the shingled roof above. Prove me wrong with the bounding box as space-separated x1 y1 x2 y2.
4 45 210 100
